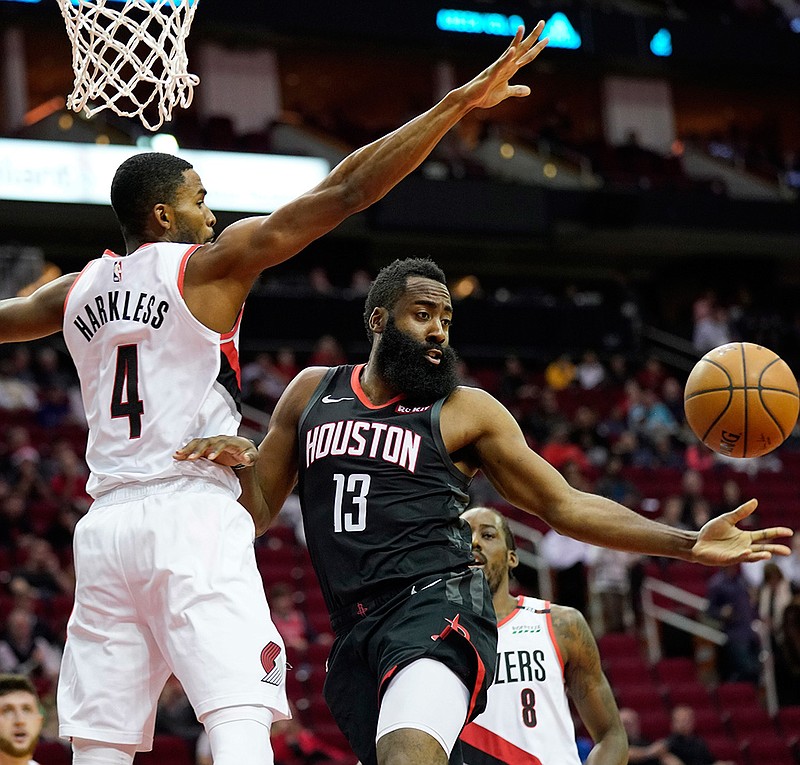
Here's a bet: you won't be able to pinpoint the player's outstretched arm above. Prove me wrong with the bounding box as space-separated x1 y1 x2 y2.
192 24 548 290
0 273 77 343
456 387 793 563
553 605 628 765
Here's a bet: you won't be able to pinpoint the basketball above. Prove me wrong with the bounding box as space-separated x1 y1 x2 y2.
684 342 799 458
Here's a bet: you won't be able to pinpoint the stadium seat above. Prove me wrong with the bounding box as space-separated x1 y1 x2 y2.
702 734 744 765
716 682 759 711
776 706 800 740
743 733 795 765
665 680 716 710
636 710 671 740
654 657 699 683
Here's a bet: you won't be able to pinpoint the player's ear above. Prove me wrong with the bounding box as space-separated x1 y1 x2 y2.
507 549 519 573
369 307 388 335
154 203 171 231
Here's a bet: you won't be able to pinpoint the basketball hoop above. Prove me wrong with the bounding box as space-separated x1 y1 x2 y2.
56 0 201 132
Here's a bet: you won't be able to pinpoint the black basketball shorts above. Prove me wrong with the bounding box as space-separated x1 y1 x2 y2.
323 568 498 765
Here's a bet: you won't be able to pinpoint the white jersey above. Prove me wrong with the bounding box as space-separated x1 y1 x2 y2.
461 596 581 765
63 242 241 498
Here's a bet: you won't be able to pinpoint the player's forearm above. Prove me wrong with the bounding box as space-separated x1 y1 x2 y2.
585 731 630 765
544 488 697 561
236 465 271 536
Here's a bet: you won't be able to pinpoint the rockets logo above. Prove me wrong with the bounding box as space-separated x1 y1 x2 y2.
260 641 283 686
431 613 471 642
113 260 123 283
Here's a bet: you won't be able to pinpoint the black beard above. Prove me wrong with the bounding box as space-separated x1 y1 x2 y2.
374 319 460 403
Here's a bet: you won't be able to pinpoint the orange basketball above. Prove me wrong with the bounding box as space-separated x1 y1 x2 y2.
684 343 799 458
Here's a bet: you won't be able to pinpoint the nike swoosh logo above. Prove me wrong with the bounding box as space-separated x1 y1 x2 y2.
411 578 442 597
322 395 354 404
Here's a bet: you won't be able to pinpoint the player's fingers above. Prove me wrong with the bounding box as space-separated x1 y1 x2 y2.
743 543 792 561
509 85 531 98
725 498 758 524
520 20 545 50
755 526 793 542
517 37 549 67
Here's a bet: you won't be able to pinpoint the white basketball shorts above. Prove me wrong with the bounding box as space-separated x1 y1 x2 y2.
57 477 289 750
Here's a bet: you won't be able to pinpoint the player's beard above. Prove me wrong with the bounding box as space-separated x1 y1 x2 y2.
375 318 460 403
0 733 37 759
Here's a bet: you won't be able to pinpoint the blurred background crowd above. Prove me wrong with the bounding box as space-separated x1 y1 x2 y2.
1 0 800 763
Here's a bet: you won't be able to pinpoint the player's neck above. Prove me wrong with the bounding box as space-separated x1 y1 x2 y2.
493 591 520 622
359 363 400 406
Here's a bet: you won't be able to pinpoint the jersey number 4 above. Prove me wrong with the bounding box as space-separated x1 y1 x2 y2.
332 473 370 532
111 344 144 439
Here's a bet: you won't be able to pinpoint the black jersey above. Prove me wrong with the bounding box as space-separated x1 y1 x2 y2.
297 364 474 615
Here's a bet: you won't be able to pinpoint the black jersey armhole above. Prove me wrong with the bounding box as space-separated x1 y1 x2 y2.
431 396 473 488
297 366 344 436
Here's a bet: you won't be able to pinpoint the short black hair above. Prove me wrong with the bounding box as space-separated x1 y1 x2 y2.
363 258 447 341
110 152 193 239
0 674 38 700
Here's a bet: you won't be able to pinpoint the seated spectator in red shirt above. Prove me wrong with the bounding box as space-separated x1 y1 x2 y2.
538 424 590 472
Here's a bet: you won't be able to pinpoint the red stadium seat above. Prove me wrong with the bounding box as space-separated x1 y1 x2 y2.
716 682 759 711
665 680 715 710
777 706 800 740
654 657 699 683
636 710 671 740
702 734 744 765
744 733 795 765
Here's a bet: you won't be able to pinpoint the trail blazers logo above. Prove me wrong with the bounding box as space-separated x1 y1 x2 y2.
260 642 283 685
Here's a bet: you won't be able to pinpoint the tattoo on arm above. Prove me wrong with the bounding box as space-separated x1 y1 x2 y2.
552 606 602 702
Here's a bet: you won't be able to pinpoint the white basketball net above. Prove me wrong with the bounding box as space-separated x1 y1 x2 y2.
56 0 200 132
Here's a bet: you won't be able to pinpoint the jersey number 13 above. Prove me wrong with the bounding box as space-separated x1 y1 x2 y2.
332 473 371 532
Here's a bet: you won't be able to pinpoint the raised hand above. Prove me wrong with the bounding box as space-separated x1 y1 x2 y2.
461 22 549 110
692 499 793 565
174 435 258 469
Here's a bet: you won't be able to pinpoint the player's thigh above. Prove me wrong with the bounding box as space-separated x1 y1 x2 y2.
144 493 289 719
59 506 172 746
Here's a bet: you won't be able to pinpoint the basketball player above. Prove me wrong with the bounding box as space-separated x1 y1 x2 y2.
177 258 792 765
0 675 43 765
459 507 627 765
0 26 550 765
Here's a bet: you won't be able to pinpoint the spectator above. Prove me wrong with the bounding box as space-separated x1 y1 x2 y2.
10 539 73 599
684 442 716 473
587 545 640 634
595 456 640 507
0 494 34 550
619 707 682 765
0 610 61 691
0 673 46 765
544 353 576 391
666 705 735 765
0 357 38 412
575 350 606 390
778 591 800 706
693 306 733 354
706 564 760 683
540 529 590 614
307 334 346 367
268 583 315 655
636 357 668 393
539 424 590 473
777 533 800 591
571 406 609 468
48 443 90 511
43 504 83 556
678 470 706 529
